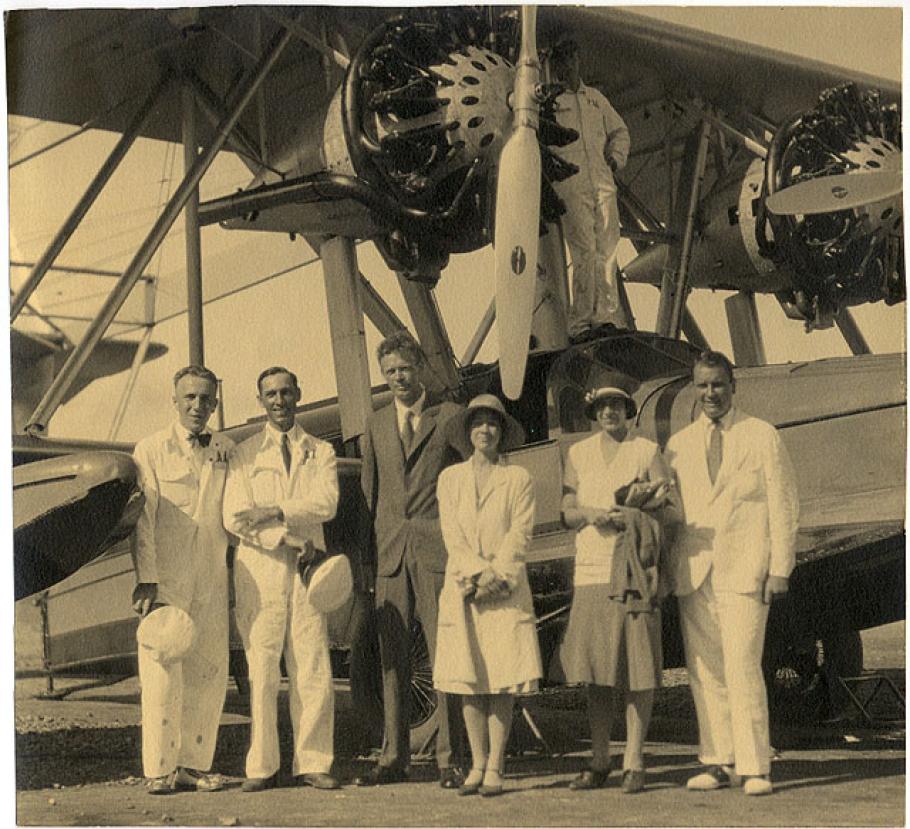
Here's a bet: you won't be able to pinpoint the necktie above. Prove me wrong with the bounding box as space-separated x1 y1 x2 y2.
707 422 723 484
188 432 211 448
280 433 292 475
401 410 415 454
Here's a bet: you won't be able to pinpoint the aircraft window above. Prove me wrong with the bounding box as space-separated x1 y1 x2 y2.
546 334 699 434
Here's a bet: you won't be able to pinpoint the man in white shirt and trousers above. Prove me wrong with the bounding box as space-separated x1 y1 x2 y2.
550 38 631 338
665 351 799 796
132 365 234 794
223 366 340 792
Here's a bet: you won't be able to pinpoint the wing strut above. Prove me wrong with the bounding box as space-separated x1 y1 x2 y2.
183 83 204 366
10 74 169 324
25 23 295 436
655 117 713 339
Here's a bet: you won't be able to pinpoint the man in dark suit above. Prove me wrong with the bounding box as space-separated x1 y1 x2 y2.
354 331 464 788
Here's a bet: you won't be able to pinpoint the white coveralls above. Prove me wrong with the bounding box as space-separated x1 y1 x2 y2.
132 423 234 779
552 81 631 335
223 423 339 779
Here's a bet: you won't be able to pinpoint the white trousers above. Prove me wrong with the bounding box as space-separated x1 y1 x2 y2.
234 545 334 779
557 182 622 335
679 575 771 776
139 569 229 778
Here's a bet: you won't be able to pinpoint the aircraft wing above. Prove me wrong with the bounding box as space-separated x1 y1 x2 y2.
6 7 381 159
7 7 897 176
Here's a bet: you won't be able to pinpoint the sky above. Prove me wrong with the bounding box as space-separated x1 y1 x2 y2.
6 4 906 443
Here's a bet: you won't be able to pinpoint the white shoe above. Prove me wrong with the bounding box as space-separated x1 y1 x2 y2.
743 775 773 796
686 765 739 791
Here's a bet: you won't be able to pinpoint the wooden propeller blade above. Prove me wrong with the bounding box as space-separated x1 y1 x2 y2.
766 169 902 216
495 5 541 401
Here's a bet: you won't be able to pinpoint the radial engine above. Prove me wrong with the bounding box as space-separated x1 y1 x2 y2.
757 83 903 324
322 7 579 283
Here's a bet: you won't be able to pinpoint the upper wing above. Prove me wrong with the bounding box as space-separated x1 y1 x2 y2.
6 7 376 160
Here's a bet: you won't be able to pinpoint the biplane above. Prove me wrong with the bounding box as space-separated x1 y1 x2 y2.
9 6 904 735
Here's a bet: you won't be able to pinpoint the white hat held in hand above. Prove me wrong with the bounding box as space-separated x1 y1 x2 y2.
137 605 196 664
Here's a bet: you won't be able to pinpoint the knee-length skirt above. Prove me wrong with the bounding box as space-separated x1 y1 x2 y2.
558 584 662 691
434 579 542 696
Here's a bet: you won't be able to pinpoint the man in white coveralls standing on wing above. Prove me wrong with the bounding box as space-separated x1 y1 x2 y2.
551 37 631 338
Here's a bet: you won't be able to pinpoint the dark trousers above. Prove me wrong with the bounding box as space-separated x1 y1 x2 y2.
375 550 462 770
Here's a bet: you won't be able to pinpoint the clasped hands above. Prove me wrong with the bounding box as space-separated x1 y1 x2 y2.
235 505 283 532
466 567 511 604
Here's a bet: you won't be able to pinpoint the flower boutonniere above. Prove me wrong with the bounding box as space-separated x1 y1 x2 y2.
204 440 230 467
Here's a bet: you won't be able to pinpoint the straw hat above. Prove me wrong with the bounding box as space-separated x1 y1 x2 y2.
299 547 353 614
445 394 526 459
583 369 640 420
137 605 196 665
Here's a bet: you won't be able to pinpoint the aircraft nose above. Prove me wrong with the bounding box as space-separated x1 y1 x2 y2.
75 451 138 488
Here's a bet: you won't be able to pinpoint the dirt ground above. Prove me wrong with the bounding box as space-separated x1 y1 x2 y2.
14 623 906 827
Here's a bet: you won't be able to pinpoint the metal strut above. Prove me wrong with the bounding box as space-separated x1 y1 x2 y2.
25 23 295 436
10 74 169 323
183 83 204 366
655 116 713 339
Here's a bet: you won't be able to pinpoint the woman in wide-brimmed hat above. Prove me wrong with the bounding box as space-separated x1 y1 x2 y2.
559 369 679 794
433 394 542 797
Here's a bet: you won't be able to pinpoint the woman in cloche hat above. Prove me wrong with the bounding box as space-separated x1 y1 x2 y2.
433 394 543 797
559 370 679 794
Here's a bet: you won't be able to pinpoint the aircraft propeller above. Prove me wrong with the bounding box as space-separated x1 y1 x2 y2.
766 168 902 216
494 5 542 401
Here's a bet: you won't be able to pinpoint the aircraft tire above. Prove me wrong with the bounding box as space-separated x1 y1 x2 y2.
363 615 441 757
763 627 864 724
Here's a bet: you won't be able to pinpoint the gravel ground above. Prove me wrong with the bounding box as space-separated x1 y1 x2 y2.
14 624 905 826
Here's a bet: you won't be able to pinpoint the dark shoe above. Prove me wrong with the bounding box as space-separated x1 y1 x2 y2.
686 765 738 791
241 775 278 793
439 767 463 789
147 774 174 795
458 769 484 797
296 772 340 790
353 765 408 787
569 768 610 790
621 769 646 794
479 769 504 797
173 767 225 792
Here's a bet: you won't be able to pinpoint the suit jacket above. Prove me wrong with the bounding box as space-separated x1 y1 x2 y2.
665 408 799 596
360 396 463 580
132 422 234 610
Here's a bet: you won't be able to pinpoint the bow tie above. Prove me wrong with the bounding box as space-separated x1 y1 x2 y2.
187 432 212 448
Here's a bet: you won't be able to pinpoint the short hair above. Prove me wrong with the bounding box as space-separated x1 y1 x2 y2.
173 365 218 389
376 330 425 367
693 350 735 383
257 365 299 392
551 38 579 62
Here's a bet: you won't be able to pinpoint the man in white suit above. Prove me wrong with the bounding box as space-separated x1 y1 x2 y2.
132 365 233 794
223 366 340 792
665 351 798 796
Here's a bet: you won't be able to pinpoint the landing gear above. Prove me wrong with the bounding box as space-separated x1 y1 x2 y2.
764 627 863 723
366 616 441 756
